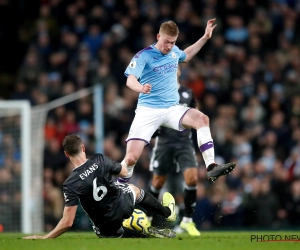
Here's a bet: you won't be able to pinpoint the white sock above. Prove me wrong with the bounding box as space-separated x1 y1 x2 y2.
150 185 161 194
182 217 193 223
121 160 135 178
196 127 215 168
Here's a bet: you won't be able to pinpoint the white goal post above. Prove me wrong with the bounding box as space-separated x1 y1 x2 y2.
0 100 31 233
0 84 104 233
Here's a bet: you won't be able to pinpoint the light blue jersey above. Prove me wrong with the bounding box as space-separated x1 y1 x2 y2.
124 44 186 108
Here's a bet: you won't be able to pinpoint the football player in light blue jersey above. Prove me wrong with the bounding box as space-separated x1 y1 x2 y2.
124 44 185 108
118 19 236 186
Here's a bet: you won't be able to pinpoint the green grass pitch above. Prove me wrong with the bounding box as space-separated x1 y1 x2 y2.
1 231 299 250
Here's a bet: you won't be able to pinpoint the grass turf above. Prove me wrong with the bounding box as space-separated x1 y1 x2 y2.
1 231 299 250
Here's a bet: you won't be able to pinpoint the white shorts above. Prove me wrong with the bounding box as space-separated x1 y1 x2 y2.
125 105 191 144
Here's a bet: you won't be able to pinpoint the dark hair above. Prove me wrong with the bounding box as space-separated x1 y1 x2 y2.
159 21 179 36
62 134 82 156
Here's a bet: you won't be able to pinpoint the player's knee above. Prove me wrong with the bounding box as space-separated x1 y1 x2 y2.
129 184 140 197
184 170 198 186
152 177 165 189
203 114 209 124
197 113 209 127
185 177 197 186
190 112 209 129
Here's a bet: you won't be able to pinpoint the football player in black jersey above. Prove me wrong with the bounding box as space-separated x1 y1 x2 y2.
23 134 176 239
148 67 201 236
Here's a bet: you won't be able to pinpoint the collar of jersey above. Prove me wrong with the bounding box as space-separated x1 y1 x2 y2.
151 43 168 56
73 160 88 171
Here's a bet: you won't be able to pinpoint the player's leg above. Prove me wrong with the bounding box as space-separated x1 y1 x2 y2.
94 222 125 238
146 174 167 224
148 145 173 223
94 222 147 238
180 168 201 236
180 108 236 181
149 145 173 199
174 146 200 236
129 184 176 222
121 184 176 238
118 106 162 183
150 174 167 198
117 140 146 183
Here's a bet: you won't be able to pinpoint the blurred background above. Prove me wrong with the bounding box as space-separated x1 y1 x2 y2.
0 0 300 232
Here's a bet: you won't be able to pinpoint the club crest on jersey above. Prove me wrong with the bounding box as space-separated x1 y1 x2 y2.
171 52 177 59
182 92 189 98
153 160 159 168
129 60 137 68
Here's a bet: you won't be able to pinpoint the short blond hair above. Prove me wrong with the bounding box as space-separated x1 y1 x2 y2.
159 21 179 36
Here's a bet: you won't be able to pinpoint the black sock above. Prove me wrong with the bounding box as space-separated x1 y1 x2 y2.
137 190 171 218
146 185 160 217
149 185 160 199
183 186 197 218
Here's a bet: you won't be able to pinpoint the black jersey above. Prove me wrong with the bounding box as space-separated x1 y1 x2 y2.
157 86 196 144
62 154 123 225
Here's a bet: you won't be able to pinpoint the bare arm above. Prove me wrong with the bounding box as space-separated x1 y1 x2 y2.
183 18 217 62
126 74 151 94
23 205 77 239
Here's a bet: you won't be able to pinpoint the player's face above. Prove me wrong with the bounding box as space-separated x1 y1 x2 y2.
156 33 177 54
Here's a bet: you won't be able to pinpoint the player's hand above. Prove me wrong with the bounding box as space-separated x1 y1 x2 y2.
141 83 151 94
204 18 217 39
23 235 46 239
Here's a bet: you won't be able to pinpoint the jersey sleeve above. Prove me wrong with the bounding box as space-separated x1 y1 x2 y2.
103 155 122 175
63 185 79 207
178 49 186 63
124 50 148 80
173 45 186 63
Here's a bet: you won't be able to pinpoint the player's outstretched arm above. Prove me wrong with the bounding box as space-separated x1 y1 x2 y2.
23 205 77 239
183 18 217 62
126 75 151 94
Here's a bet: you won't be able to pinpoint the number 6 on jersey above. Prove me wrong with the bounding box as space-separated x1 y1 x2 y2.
93 177 107 201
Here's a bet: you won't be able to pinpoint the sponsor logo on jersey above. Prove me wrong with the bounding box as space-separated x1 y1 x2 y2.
79 163 99 180
153 63 178 75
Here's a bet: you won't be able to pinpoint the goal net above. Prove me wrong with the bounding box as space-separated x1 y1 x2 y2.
0 101 31 233
0 85 103 233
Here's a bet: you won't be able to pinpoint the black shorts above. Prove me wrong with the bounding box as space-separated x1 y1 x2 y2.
165 171 185 196
150 143 197 175
93 184 135 238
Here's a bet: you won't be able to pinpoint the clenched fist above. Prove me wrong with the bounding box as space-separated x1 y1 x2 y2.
141 83 152 94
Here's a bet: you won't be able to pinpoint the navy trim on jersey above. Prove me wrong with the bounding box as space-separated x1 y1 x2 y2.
125 138 149 145
178 108 192 131
134 47 153 58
